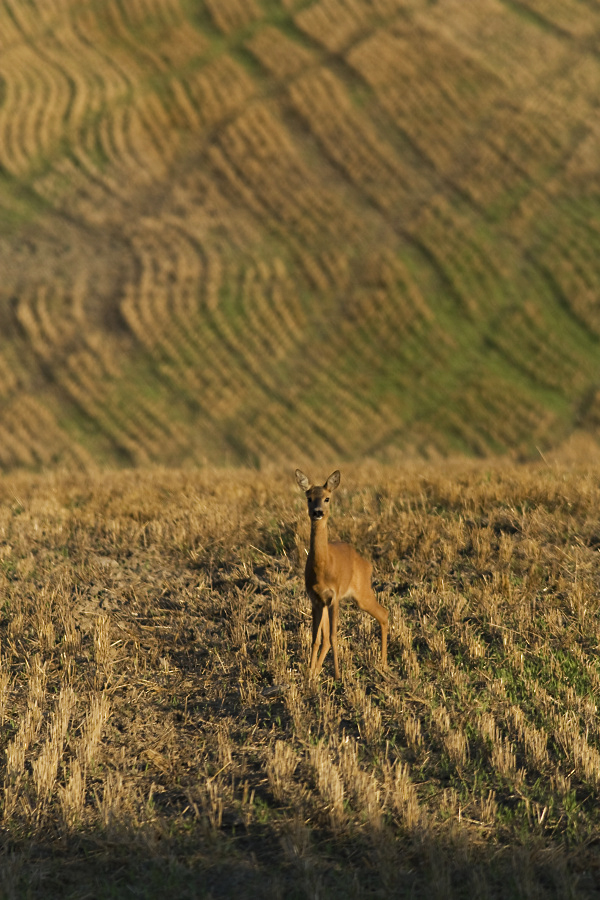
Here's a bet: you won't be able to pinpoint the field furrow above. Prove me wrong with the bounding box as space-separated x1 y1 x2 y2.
0 0 186 182
7 0 80 30
100 105 138 181
120 216 385 462
0 351 20 398
0 3 23 46
418 0 569 92
454 139 529 216
536 217 600 336
287 351 398 457
43 25 104 136
13 395 93 469
120 228 245 416
203 0 263 35
123 0 183 28
287 66 416 212
214 104 362 246
240 257 308 358
184 55 256 129
294 0 405 53
33 53 71 163
1 0 41 36
245 25 316 79
7 272 191 466
101 0 166 78
73 7 136 104
295 0 366 52
0 51 52 175
0 419 38 470
0 0 192 203
103 96 176 183
15 290 63 366
448 376 559 454
486 301 591 395
206 308 345 458
156 20 210 69
33 155 123 225
132 93 179 174
56 357 153 465
406 196 507 320
505 0 600 39
0 395 85 470
347 23 500 177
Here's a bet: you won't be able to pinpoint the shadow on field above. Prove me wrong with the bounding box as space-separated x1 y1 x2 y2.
2 817 600 900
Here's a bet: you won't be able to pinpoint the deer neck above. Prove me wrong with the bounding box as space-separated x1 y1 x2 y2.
309 517 330 575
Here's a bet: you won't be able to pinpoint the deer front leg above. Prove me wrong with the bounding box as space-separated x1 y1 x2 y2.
310 600 326 674
310 589 336 675
313 604 331 674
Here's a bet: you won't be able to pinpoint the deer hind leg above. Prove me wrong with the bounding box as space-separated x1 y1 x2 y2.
356 588 389 668
310 602 331 674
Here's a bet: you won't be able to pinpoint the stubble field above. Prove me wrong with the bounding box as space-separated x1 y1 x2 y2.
2 458 600 898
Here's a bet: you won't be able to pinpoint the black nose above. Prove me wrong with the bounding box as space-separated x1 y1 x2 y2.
312 509 324 519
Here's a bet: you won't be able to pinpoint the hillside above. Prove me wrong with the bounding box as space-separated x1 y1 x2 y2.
1 0 600 468
2 461 600 897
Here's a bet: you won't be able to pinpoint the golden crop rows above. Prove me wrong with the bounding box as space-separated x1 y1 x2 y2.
539 219 600 337
295 0 373 52
407 196 506 320
245 25 315 79
0 395 89 469
184 55 255 129
121 218 379 464
204 0 263 35
514 0 600 39
488 302 591 395
212 102 364 251
419 0 567 91
294 0 406 53
6 272 193 466
347 23 500 178
0 44 68 177
436 374 559 457
1 0 600 468
287 66 414 212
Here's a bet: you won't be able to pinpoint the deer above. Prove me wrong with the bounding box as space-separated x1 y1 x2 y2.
295 469 388 679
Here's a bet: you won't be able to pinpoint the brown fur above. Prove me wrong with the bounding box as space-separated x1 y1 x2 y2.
295 469 388 678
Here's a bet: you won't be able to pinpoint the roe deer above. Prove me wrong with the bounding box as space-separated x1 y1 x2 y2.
295 469 388 678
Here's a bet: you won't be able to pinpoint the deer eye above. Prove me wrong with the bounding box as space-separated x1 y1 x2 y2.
324 497 330 503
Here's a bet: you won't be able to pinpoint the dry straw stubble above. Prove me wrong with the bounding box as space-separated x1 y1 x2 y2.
0 460 599 897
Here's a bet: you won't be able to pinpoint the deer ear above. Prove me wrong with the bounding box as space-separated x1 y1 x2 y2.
295 469 311 492
326 470 341 491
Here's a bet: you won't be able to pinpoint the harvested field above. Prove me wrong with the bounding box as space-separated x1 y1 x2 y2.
2 460 600 897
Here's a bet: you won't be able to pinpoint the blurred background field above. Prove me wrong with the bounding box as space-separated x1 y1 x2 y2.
2 0 600 469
